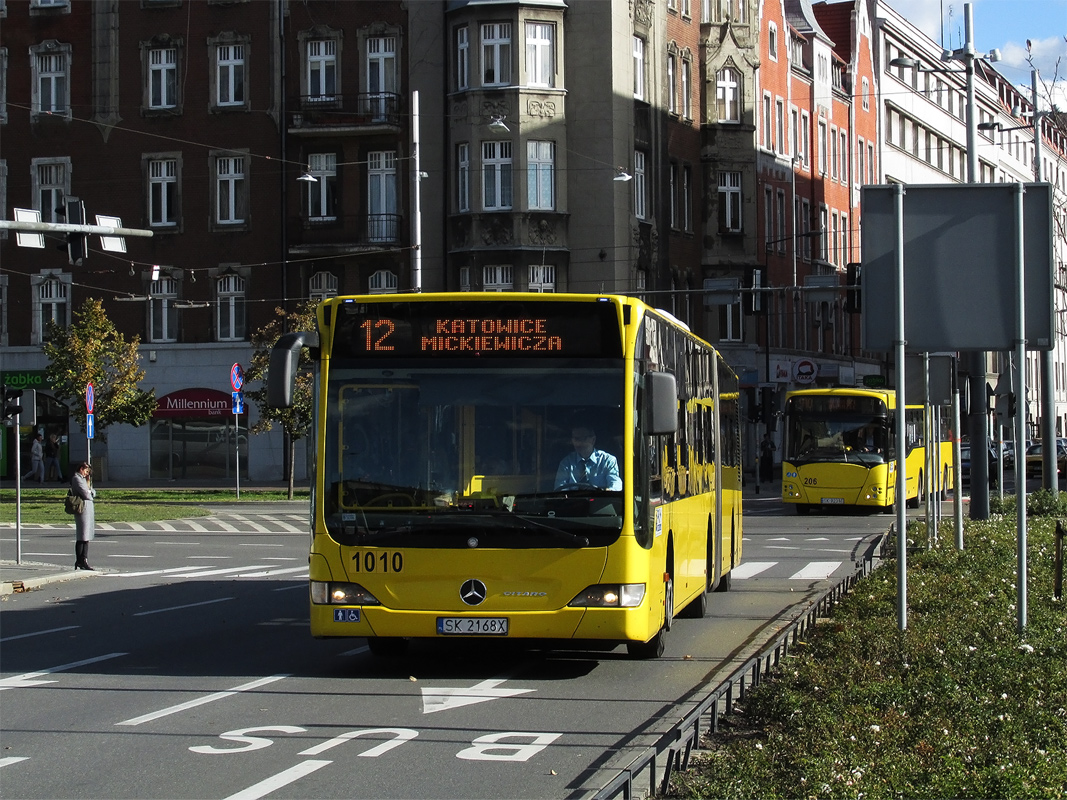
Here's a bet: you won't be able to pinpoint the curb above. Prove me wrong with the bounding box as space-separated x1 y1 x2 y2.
0 567 99 596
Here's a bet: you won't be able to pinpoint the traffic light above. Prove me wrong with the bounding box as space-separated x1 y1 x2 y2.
56 196 87 266
66 196 87 266
844 262 862 314
3 384 23 421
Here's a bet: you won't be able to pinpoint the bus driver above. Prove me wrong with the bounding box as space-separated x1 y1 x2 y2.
555 424 622 490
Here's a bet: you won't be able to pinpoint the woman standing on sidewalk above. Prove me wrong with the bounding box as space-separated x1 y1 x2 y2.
71 462 96 570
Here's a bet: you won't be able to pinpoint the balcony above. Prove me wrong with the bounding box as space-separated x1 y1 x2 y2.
288 213 405 255
289 93 402 135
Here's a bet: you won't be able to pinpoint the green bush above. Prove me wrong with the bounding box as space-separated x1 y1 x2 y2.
667 518 1067 800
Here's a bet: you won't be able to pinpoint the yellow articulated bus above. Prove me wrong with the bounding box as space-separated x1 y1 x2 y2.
268 293 742 658
781 387 952 514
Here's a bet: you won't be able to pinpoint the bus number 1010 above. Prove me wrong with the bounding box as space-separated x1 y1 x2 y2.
352 551 404 573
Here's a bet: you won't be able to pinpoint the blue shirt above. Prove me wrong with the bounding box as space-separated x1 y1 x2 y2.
555 449 622 490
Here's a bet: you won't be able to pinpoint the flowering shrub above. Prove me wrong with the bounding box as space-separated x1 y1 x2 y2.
667 517 1067 799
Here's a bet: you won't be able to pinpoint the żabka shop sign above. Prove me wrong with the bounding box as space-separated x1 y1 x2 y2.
154 388 243 418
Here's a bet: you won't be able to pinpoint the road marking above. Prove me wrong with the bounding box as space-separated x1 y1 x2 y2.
0 757 30 768
236 567 308 578
790 561 842 580
112 566 209 577
110 554 154 559
117 674 289 726
239 543 285 548
175 565 272 578
272 583 307 592
421 678 534 714
730 561 776 579
133 597 235 617
0 653 126 691
0 625 79 643
222 760 332 800
338 645 369 657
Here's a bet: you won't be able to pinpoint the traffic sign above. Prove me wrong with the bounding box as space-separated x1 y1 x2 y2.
87 413 95 440
86 383 95 413
232 391 244 415
230 363 244 391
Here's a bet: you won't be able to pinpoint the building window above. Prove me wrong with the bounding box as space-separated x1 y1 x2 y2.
716 67 740 122
634 151 647 219
768 22 778 61
366 36 396 122
525 22 554 87
831 211 839 265
857 139 865 187
818 119 827 174
307 39 337 101
216 273 246 341
214 155 246 225
762 93 772 149
482 23 511 86
862 76 870 110
867 141 875 183
667 53 677 114
529 264 555 292
148 157 178 227
527 140 555 210
150 277 179 343
681 59 691 119
801 198 811 261
682 166 692 231
776 99 785 155
633 36 645 100
149 48 178 109
819 206 829 261
32 158 68 222
214 43 245 108
36 274 69 343
831 126 838 179
764 187 773 251
306 152 337 221
790 108 799 159
840 130 848 183
718 170 742 233
455 25 469 90
309 271 338 302
801 111 810 167
719 298 742 342
31 42 70 118
459 266 471 291
457 143 470 212
669 163 678 229
367 150 397 242
483 265 513 291
0 48 8 124
776 190 786 254
482 141 513 210
369 269 398 294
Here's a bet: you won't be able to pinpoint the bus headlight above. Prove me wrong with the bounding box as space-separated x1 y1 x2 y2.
568 584 645 608
311 581 381 606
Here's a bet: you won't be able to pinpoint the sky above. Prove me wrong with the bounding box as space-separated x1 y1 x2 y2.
885 0 1067 107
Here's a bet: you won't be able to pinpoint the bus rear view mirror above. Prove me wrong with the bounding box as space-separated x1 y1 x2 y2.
647 371 678 435
268 331 319 407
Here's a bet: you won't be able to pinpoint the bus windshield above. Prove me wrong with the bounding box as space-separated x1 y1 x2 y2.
785 411 890 465
322 360 626 548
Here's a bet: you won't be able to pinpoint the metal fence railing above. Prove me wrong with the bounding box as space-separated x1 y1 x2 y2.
591 531 888 800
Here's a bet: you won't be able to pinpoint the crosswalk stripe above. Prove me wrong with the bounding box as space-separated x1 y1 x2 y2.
789 561 842 580
236 567 309 578
175 565 272 578
731 561 776 579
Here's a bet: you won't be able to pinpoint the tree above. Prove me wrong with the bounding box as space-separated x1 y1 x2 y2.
244 302 318 499
43 298 157 445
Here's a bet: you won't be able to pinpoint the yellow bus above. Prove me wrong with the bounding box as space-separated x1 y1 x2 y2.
268 293 742 658
780 387 952 514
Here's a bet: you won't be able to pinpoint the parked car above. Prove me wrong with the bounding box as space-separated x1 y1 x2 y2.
960 443 998 486
1024 441 1067 478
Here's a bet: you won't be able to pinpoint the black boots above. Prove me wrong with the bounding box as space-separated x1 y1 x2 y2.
74 542 93 571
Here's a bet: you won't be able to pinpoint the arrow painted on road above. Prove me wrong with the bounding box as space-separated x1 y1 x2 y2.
0 653 126 691
420 678 534 714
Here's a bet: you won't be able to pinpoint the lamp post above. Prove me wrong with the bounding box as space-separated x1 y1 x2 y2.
889 3 1001 519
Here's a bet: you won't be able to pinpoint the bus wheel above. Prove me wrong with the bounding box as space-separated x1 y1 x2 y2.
367 637 408 657
714 572 732 593
907 471 923 508
680 586 707 618
627 571 673 658
795 503 810 515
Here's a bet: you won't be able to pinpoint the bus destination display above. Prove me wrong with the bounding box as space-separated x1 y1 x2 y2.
333 300 624 359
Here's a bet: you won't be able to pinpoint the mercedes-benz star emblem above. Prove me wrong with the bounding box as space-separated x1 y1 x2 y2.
460 579 487 606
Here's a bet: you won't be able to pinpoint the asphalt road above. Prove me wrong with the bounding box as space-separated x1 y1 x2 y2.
0 498 896 799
